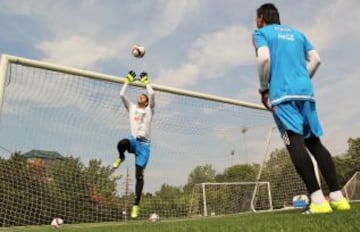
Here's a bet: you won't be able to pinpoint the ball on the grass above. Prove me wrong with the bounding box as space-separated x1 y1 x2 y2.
51 217 64 228
131 44 145 58
149 213 159 222
292 194 309 208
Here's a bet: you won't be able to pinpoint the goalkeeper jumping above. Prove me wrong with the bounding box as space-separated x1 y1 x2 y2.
112 70 155 219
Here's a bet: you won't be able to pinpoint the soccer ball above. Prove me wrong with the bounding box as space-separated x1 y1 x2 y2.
292 194 309 208
51 217 64 228
131 44 145 58
149 213 159 222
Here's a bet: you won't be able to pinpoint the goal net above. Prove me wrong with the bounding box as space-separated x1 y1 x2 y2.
0 54 306 227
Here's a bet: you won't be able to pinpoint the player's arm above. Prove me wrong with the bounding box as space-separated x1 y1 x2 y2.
253 31 271 94
306 50 321 78
120 70 136 111
256 46 272 111
302 33 321 78
146 84 155 110
257 46 270 94
253 30 271 111
139 72 155 110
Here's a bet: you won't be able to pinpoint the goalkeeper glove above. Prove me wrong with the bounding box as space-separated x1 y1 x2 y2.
139 72 149 85
125 70 136 84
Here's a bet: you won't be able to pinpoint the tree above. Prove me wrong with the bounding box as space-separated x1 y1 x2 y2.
334 137 360 186
83 159 121 200
155 184 183 200
215 164 259 182
346 137 360 159
184 164 216 191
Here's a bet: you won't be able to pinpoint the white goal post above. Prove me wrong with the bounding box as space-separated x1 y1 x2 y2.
343 171 360 203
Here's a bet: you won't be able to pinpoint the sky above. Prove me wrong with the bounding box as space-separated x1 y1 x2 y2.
0 0 359 192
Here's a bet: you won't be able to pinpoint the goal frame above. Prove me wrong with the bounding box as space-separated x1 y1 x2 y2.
0 54 266 113
190 181 273 217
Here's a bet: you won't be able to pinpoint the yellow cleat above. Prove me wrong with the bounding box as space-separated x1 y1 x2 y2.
330 197 351 211
112 158 122 169
131 205 140 219
303 201 333 214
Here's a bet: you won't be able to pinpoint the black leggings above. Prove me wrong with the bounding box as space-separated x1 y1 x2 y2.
134 165 144 205
117 138 130 160
285 131 340 193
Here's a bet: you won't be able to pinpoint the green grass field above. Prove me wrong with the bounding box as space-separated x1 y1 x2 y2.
1 203 359 232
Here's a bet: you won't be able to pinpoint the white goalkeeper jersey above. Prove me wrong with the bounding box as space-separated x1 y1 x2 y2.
120 84 155 141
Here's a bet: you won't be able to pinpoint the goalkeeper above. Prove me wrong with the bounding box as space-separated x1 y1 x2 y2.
253 3 350 214
112 70 155 219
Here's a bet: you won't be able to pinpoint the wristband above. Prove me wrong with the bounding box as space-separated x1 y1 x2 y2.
258 88 269 95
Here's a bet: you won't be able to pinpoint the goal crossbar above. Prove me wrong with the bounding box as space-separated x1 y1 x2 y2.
0 54 266 113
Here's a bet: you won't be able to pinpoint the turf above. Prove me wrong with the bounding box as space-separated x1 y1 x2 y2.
1 203 359 232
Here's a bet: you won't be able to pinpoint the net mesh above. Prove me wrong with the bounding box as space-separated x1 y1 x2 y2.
0 60 305 227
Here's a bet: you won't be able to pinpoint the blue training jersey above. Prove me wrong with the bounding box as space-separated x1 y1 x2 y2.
253 24 315 105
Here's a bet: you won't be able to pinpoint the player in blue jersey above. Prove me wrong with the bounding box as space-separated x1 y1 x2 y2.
252 3 350 214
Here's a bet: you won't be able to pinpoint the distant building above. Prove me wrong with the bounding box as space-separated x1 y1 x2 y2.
22 150 65 180
23 149 64 160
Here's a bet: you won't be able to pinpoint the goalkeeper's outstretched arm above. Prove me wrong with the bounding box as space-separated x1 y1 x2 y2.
139 71 155 111
120 83 131 111
120 70 136 111
146 84 155 111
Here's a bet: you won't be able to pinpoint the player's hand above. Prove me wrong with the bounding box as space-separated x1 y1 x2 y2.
139 72 149 85
260 93 272 111
125 70 136 84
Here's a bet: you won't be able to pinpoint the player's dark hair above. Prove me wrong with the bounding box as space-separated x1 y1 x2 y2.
141 94 149 103
257 3 281 25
